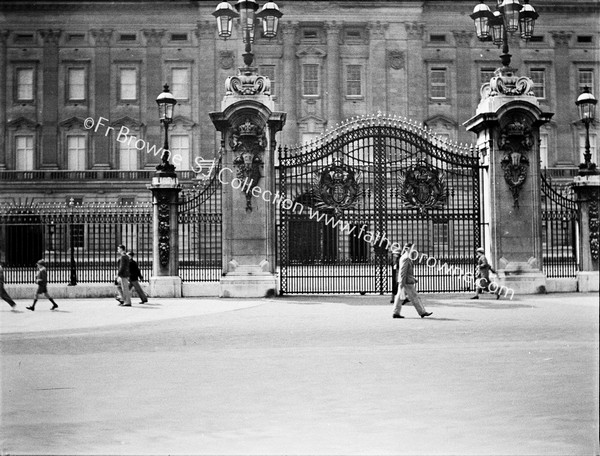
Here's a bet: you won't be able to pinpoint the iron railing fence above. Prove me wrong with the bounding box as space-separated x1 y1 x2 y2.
540 173 579 278
0 202 153 284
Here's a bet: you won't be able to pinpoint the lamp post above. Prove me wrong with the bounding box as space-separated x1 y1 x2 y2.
213 0 282 68
155 83 177 177
68 197 77 286
576 86 598 175
471 0 539 69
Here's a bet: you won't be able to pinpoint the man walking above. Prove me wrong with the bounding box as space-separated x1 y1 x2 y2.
0 263 17 310
127 251 148 304
115 245 132 307
390 245 402 303
392 243 432 319
471 247 500 300
26 259 59 311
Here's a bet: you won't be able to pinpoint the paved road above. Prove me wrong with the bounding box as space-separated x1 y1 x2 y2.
1 293 598 455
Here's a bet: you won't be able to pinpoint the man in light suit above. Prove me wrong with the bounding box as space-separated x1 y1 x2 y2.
392 243 432 319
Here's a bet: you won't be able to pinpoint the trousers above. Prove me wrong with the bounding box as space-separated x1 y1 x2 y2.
393 283 427 316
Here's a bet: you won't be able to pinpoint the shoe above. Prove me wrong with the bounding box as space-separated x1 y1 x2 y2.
496 293 500 300
392 314 404 319
51 304 58 311
116 298 123 304
470 295 479 300
121 304 132 307
140 300 148 304
421 312 433 318
26 306 34 311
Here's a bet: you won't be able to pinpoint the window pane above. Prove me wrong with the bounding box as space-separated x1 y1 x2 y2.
530 69 546 98
539 133 548 168
67 135 86 170
578 69 594 92
580 133 598 165
480 68 495 85
15 135 34 170
259 65 276 97
119 138 138 170
430 69 447 99
303 64 319 96
171 135 190 170
17 68 34 100
347 65 362 96
120 68 137 101
68 68 85 100
171 68 189 100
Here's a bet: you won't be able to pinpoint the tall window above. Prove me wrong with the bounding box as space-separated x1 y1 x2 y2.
171 67 189 100
346 65 362 97
119 137 138 170
67 68 86 101
259 65 276 97
170 135 190 170
430 68 447 100
539 133 548 169
16 68 34 101
303 64 319 96
578 69 594 93
15 135 34 170
529 68 546 99
580 133 598 165
119 68 137 102
67 135 86 170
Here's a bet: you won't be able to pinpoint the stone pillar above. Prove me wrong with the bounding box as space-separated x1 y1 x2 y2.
196 21 218 159
325 22 341 128
147 159 182 297
39 29 61 169
90 29 113 169
465 66 554 295
551 32 573 166
281 22 298 146
0 31 8 169
143 30 164 168
210 66 286 298
405 22 425 121
452 30 474 146
368 21 388 115
572 174 600 292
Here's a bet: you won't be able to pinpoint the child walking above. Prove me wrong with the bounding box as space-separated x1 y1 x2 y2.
26 259 59 311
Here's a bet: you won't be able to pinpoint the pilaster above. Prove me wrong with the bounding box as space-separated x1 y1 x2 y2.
452 30 474 146
551 32 574 165
90 29 113 169
368 21 388 115
325 21 341 128
281 22 298 146
196 21 218 160
0 30 8 169
405 22 425 121
39 29 61 169
143 29 165 167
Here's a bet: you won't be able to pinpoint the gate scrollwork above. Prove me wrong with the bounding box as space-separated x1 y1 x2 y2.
399 160 449 214
311 159 362 216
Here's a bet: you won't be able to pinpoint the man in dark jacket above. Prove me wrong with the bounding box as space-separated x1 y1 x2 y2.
0 263 17 310
115 245 132 306
127 251 148 304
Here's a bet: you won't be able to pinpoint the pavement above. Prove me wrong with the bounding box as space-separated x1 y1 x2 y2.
1 292 599 455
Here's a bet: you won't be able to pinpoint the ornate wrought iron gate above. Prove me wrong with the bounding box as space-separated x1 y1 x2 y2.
540 173 579 278
278 114 483 294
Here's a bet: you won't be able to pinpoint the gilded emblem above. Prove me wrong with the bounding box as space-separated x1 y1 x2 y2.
399 161 448 214
312 159 362 216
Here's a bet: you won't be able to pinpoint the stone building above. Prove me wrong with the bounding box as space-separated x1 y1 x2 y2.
0 0 598 204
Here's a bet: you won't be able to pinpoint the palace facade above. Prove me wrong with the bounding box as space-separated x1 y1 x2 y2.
0 0 598 204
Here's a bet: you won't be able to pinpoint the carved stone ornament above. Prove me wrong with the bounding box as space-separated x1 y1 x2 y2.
590 199 599 261
488 67 535 98
399 160 448 214
225 67 271 96
498 117 534 208
311 159 362 217
219 51 234 70
157 193 170 267
230 119 266 212
388 50 405 70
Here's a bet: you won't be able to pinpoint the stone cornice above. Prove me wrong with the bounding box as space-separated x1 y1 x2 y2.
452 30 473 48
551 31 573 47
405 22 425 40
367 21 387 41
90 29 113 46
142 29 165 46
38 29 61 45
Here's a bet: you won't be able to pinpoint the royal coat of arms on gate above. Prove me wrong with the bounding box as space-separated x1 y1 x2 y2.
398 161 448 214
311 159 362 216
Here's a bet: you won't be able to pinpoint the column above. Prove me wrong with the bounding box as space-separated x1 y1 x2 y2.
551 32 573 165
452 30 474 146
281 21 298 146
196 21 217 159
405 22 425 121
368 22 388 115
0 31 8 169
325 22 341 128
91 29 113 169
143 29 164 168
39 29 61 169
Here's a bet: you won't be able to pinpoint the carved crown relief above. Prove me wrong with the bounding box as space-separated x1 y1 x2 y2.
499 116 534 208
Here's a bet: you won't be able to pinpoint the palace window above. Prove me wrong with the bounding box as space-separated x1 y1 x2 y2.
170 67 190 101
346 65 362 97
15 135 35 170
119 68 138 102
539 133 548 169
259 65 276 97
430 68 447 100
303 64 320 96
529 68 546 99
580 133 598 165
67 135 86 170
578 69 594 93
119 137 138 170
67 68 86 101
16 68 34 101
480 68 495 86
170 135 191 170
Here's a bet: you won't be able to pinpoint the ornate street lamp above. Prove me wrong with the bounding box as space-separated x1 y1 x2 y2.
576 86 598 174
213 0 282 67
470 0 539 68
155 84 177 175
